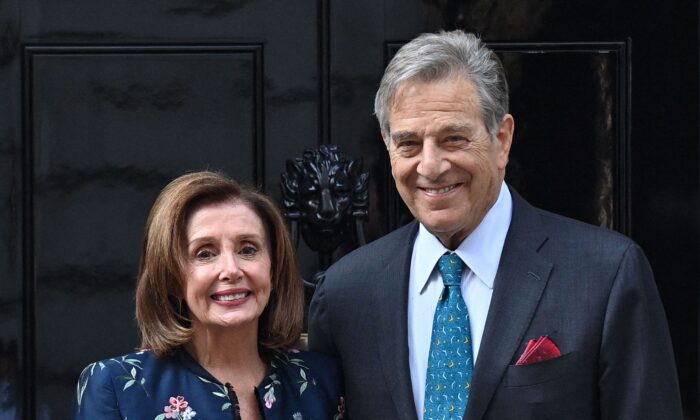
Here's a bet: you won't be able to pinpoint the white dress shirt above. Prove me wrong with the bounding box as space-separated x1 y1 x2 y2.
407 181 513 419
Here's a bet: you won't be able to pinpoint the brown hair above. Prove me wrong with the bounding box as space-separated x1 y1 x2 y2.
135 171 303 356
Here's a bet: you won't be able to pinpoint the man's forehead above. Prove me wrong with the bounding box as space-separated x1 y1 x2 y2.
393 74 479 98
390 122 478 140
389 78 480 114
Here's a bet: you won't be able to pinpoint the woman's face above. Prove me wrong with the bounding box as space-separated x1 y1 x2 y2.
182 200 272 335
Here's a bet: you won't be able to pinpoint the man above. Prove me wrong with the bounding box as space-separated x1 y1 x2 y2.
308 30 682 419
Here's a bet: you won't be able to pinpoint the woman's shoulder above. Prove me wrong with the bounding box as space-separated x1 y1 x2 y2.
74 350 160 418
262 349 345 418
77 351 157 393
269 348 340 375
76 349 182 400
267 348 343 396
79 349 160 378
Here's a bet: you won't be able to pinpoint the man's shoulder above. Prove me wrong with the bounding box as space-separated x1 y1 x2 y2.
325 221 417 274
537 207 632 246
522 203 640 266
511 189 634 249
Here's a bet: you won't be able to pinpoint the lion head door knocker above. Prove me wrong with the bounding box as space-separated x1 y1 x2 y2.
281 145 369 286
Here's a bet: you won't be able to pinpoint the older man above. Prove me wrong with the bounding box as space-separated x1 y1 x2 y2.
308 30 682 419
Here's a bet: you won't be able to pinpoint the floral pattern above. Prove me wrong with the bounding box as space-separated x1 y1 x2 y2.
196 375 233 411
155 396 197 420
75 351 149 411
261 349 315 411
263 377 278 409
73 348 344 420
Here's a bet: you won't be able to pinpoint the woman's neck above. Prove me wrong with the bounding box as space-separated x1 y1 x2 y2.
185 323 267 386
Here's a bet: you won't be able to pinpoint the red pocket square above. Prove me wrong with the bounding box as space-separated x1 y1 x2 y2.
515 336 561 365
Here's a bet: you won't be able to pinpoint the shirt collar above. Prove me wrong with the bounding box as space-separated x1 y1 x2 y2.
413 181 512 292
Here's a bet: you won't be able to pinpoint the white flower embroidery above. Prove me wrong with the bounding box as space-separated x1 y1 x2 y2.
181 407 197 420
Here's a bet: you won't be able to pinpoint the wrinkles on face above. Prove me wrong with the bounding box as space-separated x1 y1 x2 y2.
183 201 272 336
386 77 513 249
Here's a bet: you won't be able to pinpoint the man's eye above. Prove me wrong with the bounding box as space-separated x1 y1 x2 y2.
445 135 467 143
397 140 418 148
395 141 420 153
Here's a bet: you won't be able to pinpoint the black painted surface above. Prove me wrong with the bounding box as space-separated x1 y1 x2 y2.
27 46 262 419
0 0 23 418
0 0 697 418
499 45 627 232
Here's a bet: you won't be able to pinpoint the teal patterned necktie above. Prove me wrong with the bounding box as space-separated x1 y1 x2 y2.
424 253 473 419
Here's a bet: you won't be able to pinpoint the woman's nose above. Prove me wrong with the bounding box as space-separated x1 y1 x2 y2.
218 252 240 281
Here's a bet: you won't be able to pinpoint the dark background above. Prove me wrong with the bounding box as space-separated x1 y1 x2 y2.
0 1 697 418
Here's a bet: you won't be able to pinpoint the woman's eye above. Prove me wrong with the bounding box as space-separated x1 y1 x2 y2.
240 245 258 257
195 249 215 260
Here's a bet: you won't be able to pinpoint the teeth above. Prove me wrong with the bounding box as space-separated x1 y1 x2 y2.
425 185 457 194
212 292 248 301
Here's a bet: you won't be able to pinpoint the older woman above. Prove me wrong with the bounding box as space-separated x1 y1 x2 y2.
73 171 345 420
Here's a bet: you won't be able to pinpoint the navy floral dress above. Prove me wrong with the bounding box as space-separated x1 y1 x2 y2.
72 348 345 420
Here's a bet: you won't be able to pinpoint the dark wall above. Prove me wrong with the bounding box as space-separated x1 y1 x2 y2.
0 1 697 418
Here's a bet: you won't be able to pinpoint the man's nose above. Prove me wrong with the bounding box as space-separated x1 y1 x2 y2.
416 142 446 180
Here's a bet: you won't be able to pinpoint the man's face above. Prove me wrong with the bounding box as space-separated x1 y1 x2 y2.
386 76 513 249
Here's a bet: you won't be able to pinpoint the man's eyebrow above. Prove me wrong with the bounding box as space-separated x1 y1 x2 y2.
390 124 475 142
390 130 417 143
441 123 474 134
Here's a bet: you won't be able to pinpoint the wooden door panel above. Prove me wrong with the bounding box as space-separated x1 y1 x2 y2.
27 45 262 418
496 44 628 231
0 0 696 418
15 1 322 416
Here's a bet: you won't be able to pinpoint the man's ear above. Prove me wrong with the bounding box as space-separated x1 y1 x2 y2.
496 114 514 169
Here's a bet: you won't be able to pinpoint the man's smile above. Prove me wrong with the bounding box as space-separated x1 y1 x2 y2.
419 183 463 195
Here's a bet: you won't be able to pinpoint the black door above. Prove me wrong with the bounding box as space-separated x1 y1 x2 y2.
1 1 697 418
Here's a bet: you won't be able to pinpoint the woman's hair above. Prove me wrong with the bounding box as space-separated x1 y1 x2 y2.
135 171 303 356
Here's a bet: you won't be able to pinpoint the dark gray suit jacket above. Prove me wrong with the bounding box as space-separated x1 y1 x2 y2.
308 188 683 419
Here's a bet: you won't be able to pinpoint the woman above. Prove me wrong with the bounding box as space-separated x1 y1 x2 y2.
73 171 345 420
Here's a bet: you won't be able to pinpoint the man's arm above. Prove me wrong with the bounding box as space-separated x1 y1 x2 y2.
307 275 338 356
598 243 683 419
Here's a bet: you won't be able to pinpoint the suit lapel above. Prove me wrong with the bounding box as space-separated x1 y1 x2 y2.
466 190 554 420
373 221 420 420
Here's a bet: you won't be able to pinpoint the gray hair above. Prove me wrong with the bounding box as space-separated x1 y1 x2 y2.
374 30 509 139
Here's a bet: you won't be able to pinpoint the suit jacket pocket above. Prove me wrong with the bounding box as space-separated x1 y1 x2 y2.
504 351 577 388
490 352 597 418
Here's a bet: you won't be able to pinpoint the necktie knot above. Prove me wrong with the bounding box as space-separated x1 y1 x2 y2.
437 253 465 287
